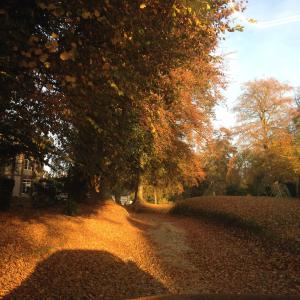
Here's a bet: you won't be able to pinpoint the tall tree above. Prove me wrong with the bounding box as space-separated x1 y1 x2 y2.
1 0 243 203
234 78 297 195
199 128 237 195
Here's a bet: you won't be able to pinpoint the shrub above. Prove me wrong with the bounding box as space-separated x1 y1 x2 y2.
63 199 78 216
226 184 248 196
271 182 290 198
66 166 89 202
0 177 15 211
31 180 59 208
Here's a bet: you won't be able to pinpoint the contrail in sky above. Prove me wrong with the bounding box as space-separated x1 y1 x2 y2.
229 2 300 28
255 14 300 28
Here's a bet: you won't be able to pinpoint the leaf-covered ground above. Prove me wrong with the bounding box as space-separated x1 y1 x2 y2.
0 199 299 299
171 196 300 250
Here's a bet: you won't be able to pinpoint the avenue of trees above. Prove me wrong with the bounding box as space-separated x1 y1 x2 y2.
1 1 299 207
1 0 244 205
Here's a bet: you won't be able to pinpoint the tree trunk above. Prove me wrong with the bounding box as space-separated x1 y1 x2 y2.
99 176 113 201
133 170 145 208
296 176 300 198
114 190 122 205
154 187 158 204
134 178 144 204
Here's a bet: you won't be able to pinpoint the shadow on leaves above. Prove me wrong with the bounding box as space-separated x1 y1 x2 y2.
4 249 167 299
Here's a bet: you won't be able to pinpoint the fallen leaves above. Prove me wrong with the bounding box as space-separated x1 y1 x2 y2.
0 200 299 298
172 196 300 247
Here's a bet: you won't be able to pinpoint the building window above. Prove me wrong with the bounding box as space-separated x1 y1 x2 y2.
22 179 31 194
24 159 31 170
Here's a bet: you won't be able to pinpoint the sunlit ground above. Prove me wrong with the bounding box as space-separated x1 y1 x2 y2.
1 198 299 299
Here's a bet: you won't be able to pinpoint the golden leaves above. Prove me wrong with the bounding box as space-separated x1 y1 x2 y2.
20 46 51 69
33 48 43 56
102 62 110 71
65 75 76 83
140 3 146 9
20 61 37 69
28 35 39 45
46 40 58 53
248 18 257 24
82 10 92 19
39 53 48 63
87 117 103 134
21 51 31 58
234 24 244 32
51 33 59 39
172 4 180 13
44 62 51 69
60 51 74 61
194 17 201 27
109 81 124 96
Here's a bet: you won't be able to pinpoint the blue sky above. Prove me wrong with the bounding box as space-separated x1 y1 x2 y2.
214 0 300 128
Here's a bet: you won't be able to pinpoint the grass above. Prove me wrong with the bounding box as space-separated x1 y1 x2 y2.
170 196 300 253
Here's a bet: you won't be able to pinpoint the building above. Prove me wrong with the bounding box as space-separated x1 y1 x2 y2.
1 154 44 197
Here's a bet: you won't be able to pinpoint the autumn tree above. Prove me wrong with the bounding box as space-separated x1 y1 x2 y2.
292 88 300 196
39 0 240 202
0 1 66 167
1 0 243 203
196 128 238 195
234 78 297 195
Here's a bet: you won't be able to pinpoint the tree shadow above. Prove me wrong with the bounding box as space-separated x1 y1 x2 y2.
127 215 158 231
3 199 114 223
4 250 168 300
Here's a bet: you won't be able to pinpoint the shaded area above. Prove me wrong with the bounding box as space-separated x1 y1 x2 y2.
6 198 108 222
4 250 167 300
171 205 264 234
170 197 300 254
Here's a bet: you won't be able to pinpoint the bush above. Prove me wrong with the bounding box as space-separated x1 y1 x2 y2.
226 184 248 196
271 182 290 198
0 177 15 211
31 180 59 208
63 199 78 216
66 166 89 202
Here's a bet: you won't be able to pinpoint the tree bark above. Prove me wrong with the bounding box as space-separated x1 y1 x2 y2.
154 187 158 204
114 190 122 205
133 169 145 208
99 176 113 201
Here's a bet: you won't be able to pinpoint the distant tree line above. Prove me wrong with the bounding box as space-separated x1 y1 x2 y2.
181 79 300 199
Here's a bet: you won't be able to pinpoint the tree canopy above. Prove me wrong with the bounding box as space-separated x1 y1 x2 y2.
1 0 243 202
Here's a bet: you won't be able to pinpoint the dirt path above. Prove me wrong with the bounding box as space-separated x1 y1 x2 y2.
128 212 300 296
0 202 299 299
